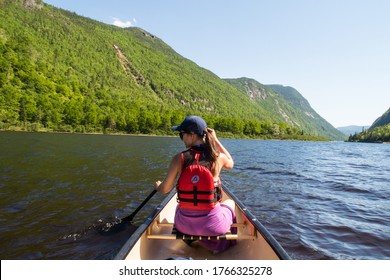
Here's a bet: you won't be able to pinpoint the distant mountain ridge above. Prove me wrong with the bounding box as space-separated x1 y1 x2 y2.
0 0 344 140
265 85 346 140
224 79 346 140
337 125 370 136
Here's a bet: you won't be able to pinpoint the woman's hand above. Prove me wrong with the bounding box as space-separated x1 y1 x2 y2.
155 180 161 190
207 128 234 170
207 127 217 139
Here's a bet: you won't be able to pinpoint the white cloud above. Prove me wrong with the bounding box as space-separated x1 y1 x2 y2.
112 17 133 28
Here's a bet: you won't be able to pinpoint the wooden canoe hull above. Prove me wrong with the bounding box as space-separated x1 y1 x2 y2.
115 187 290 260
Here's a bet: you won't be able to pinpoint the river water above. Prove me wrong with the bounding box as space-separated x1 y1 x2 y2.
0 132 389 259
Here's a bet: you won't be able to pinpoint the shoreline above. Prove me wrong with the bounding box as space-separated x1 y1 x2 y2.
0 128 176 138
0 128 329 142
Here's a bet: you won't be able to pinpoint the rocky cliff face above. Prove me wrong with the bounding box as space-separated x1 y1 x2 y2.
242 79 269 101
23 0 43 10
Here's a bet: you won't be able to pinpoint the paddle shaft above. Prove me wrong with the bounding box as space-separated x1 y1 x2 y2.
122 190 157 222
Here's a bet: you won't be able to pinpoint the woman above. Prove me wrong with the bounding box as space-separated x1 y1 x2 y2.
155 115 235 252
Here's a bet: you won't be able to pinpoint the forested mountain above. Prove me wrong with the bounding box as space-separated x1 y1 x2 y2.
348 107 390 142
1 0 340 140
225 79 346 140
370 107 390 129
267 85 347 140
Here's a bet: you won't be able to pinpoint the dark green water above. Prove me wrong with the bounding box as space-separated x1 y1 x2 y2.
1 132 389 259
0 132 181 259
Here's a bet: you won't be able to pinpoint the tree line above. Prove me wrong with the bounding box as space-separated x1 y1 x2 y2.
348 124 390 143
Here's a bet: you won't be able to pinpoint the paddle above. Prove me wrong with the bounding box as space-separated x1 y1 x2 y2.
121 189 157 222
97 189 157 234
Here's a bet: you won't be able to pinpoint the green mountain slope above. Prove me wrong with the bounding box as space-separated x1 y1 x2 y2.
224 79 346 140
267 84 347 140
0 0 340 140
0 0 273 132
348 107 390 142
370 107 390 129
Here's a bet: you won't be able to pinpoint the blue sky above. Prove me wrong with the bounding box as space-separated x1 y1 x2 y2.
44 0 390 127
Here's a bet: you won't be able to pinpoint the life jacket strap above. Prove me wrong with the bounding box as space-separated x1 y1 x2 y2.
177 186 221 206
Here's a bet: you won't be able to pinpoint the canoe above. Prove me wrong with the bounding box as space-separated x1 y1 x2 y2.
115 186 290 260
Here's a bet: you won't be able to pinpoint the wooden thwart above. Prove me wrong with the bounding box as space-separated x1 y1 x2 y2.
147 233 255 240
146 222 255 240
156 222 246 228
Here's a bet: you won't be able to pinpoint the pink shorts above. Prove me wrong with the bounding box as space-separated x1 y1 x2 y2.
174 204 236 252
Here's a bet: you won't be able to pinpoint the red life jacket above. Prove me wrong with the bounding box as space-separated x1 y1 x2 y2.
176 148 222 210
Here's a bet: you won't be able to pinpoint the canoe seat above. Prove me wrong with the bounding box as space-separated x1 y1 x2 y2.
146 222 256 240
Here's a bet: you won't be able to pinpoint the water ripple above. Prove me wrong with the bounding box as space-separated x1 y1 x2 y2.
1 133 389 259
